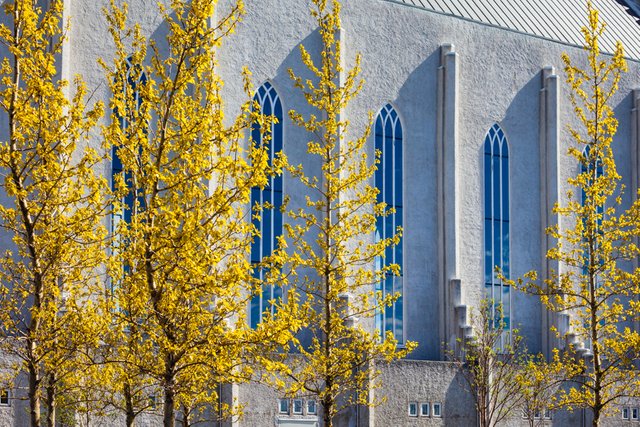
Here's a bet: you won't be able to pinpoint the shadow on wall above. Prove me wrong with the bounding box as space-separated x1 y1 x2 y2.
395 48 441 362
501 71 544 356
444 364 477 427
273 25 323 217
612 89 633 203
149 9 171 69
0 6 13 232
270 26 335 353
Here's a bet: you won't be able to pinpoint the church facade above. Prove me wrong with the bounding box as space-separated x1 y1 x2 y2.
4 0 640 425
216 0 640 425
209 0 640 425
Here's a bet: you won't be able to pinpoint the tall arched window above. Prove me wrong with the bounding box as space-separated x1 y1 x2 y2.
581 144 604 228
580 145 603 279
111 60 146 292
483 124 510 347
112 59 146 232
374 104 403 343
250 82 283 328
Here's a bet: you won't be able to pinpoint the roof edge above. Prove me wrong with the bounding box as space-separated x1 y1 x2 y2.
380 0 640 63
614 0 640 23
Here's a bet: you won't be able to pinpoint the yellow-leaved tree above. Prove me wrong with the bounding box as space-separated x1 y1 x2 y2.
450 300 528 427
517 3 640 425
101 1 292 426
0 1 106 426
278 1 416 425
516 351 569 427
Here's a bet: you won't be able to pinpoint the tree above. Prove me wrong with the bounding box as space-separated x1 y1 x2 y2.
518 2 640 425
277 1 416 425
516 352 568 427
87 321 159 427
0 1 106 426
101 1 292 426
450 299 526 427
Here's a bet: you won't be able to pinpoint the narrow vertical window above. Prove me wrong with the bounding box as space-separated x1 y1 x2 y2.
375 104 403 343
581 145 604 342
112 59 146 288
483 124 510 348
112 59 146 232
250 82 283 328
581 144 604 273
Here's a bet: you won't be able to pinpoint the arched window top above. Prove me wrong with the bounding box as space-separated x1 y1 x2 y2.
122 57 147 107
124 57 147 82
113 57 147 180
581 144 603 166
582 144 592 166
375 103 402 139
580 144 604 210
254 82 282 118
484 123 508 157
253 82 283 155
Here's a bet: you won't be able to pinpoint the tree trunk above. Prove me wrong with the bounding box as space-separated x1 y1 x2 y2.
477 383 488 427
124 381 136 427
28 357 41 427
163 372 175 427
13 7 42 426
592 406 600 427
322 393 333 427
181 404 190 427
46 377 55 427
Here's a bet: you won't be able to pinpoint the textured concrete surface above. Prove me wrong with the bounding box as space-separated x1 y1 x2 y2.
217 0 640 358
0 0 639 425
376 360 475 426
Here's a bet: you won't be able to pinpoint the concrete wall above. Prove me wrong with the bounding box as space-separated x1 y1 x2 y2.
1 0 639 425
63 0 640 363
214 0 640 424
375 360 475 427
217 0 640 358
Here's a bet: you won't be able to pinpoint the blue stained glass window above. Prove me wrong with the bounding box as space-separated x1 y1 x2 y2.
483 124 510 348
374 104 403 343
581 145 604 274
250 82 283 328
112 59 146 231
112 59 147 290
580 145 604 339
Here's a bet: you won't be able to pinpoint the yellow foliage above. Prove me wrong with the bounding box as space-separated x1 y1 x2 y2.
275 1 416 426
100 1 294 425
0 1 107 425
515 3 640 425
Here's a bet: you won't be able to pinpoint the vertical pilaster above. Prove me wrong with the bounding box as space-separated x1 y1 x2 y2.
632 89 640 335
539 66 562 358
437 44 459 358
230 383 239 427
337 27 346 89
210 0 218 37
60 0 72 87
336 26 374 427
632 89 640 221
336 26 346 146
